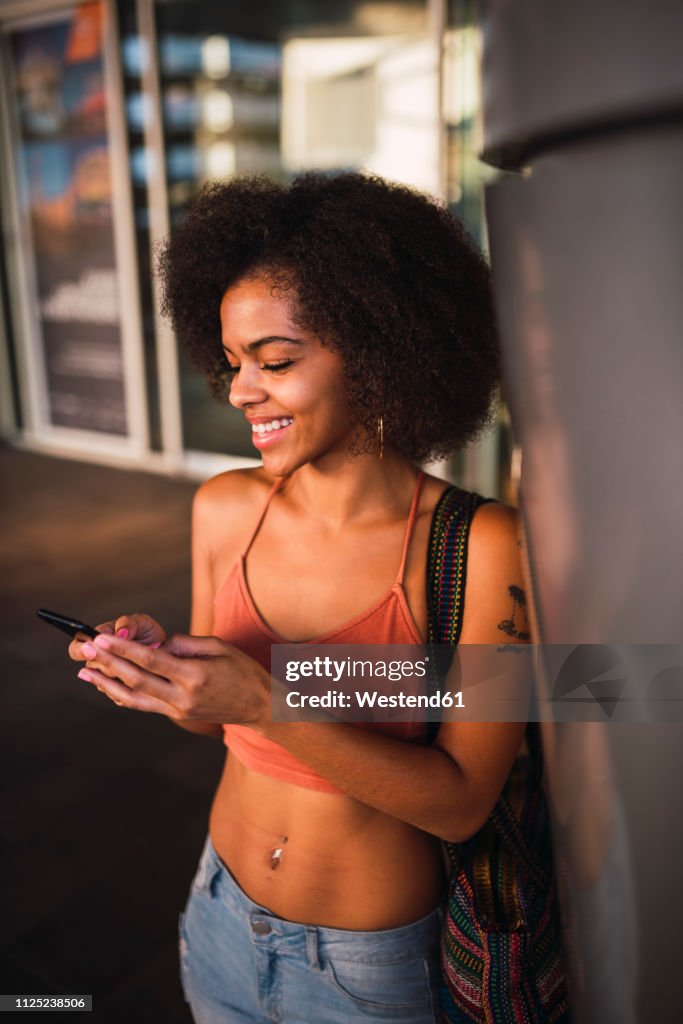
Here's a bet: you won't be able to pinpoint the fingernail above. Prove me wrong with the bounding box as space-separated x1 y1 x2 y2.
81 643 97 658
94 635 112 650
78 669 92 682
116 628 129 638
150 641 161 649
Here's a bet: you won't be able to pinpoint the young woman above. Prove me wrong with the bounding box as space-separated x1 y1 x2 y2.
70 173 530 1023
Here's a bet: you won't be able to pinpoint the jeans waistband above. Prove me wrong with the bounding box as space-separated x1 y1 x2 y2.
192 832 442 961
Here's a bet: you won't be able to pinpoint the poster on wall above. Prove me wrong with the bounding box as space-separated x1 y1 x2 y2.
9 2 128 435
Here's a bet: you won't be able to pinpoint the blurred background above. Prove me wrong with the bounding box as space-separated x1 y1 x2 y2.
0 0 512 500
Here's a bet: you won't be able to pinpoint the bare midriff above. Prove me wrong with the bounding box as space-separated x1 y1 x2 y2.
208 753 446 930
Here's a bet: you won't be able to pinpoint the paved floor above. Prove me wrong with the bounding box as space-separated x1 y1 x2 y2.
0 446 226 1022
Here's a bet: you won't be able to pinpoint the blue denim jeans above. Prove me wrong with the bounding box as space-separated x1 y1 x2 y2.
178 833 443 1023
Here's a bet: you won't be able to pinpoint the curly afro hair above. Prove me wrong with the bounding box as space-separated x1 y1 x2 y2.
159 172 500 462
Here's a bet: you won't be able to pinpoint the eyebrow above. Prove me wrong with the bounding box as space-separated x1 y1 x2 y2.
221 336 304 355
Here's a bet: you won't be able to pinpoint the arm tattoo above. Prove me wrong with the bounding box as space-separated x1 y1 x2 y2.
498 584 530 641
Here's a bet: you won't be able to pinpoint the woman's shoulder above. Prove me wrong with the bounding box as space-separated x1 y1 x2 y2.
192 467 280 547
422 472 519 533
469 495 520 544
420 471 522 570
461 497 528 642
194 465 276 507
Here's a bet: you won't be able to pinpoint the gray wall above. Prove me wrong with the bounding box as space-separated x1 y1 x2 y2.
481 2 683 1020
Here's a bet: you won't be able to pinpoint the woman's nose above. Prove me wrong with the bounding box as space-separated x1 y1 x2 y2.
228 366 268 410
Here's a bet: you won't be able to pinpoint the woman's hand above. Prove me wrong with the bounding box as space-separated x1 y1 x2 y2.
75 632 269 724
68 613 166 663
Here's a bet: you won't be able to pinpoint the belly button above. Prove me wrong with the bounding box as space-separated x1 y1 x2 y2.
270 835 288 870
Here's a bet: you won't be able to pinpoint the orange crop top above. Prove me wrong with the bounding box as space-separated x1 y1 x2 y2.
212 472 428 794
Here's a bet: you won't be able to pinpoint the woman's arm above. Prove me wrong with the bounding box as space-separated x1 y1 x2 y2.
260 503 529 841
170 480 224 740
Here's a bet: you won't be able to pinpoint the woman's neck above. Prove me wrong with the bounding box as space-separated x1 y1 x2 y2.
281 451 420 528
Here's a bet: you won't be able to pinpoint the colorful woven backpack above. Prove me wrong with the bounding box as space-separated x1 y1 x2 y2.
426 485 571 1024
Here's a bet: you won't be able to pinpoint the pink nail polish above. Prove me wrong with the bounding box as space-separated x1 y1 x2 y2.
78 669 92 682
81 643 97 658
116 628 129 638
150 641 161 649
94 635 112 650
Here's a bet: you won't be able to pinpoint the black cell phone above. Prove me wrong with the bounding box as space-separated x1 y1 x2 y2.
36 608 100 640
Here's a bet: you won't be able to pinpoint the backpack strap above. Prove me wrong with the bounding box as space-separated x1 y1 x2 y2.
429 488 569 1022
425 486 496 743
426 485 495 646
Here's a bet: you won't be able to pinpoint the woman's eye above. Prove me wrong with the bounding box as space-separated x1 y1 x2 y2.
225 359 294 377
263 360 294 373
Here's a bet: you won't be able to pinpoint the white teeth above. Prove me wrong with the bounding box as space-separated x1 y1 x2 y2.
252 417 292 434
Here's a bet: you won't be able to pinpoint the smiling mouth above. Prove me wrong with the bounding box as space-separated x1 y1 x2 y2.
251 417 294 435
250 417 294 448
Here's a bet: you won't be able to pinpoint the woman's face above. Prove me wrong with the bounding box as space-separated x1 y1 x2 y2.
220 274 355 476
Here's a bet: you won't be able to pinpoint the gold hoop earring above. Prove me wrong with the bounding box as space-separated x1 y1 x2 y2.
377 416 384 460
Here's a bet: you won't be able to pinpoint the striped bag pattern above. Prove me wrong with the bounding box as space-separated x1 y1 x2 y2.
426 485 571 1024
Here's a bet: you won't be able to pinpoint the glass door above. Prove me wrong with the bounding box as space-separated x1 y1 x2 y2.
0 0 147 457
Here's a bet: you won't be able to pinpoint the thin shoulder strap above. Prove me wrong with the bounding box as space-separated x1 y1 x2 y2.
242 477 286 558
396 471 426 584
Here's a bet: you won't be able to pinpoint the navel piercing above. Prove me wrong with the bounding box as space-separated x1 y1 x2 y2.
270 835 288 870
